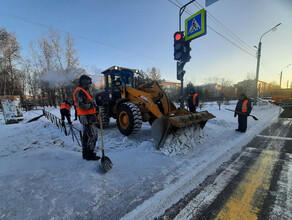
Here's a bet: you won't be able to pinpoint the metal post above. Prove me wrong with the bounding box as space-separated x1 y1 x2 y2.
180 77 184 108
255 41 261 105
179 0 196 31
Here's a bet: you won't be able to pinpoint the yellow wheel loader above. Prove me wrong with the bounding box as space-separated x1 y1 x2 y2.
95 66 215 149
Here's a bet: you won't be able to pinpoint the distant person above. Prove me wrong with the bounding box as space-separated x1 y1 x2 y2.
234 93 252 133
73 75 100 161
187 89 199 112
60 100 72 125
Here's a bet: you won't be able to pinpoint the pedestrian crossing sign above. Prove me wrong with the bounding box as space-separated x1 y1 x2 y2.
185 9 207 41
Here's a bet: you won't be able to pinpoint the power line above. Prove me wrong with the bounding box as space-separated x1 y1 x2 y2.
169 0 256 58
260 58 277 75
179 0 257 56
0 11 165 64
192 0 257 54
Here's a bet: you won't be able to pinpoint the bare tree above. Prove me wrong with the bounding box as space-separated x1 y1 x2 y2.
147 67 161 82
26 30 84 106
135 70 151 86
0 28 21 95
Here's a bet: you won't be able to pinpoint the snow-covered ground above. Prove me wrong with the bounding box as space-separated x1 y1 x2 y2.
0 102 280 219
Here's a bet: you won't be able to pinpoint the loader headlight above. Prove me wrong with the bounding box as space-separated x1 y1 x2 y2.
109 94 112 99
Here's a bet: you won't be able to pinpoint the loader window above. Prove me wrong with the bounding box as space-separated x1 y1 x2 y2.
110 70 134 88
120 71 134 87
107 75 112 88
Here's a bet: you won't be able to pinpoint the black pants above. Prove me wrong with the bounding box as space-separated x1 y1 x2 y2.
60 109 72 124
189 105 197 113
82 124 98 150
238 115 247 132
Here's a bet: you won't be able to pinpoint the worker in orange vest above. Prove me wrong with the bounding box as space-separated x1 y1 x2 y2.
60 100 72 125
234 93 252 132
187 89 199 112
73 75 100 161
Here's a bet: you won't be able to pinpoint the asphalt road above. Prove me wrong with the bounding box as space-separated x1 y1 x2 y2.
158 108 292 220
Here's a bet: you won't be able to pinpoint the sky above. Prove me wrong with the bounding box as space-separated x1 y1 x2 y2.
1 0 292 87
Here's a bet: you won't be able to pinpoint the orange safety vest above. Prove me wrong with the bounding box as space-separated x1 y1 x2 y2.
60 102 70 110
242 99 248 113
193 93 198 105
73 87 96 115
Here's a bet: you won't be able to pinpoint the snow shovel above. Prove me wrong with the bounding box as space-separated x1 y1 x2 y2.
26 114 44 123
225 108 258 121
99 107 113 172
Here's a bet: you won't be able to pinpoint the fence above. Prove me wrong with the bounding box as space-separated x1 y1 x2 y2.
42 109 83 147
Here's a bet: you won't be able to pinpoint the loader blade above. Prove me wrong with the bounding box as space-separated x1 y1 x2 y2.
151 111 215 150
151 117 173 150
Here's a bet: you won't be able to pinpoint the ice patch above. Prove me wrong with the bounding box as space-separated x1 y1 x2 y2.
160 125 204 156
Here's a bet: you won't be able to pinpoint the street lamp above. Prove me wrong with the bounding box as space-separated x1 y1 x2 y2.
280 64 291 88
254 23 281 105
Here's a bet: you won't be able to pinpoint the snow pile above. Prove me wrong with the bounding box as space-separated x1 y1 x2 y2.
160 125 204 156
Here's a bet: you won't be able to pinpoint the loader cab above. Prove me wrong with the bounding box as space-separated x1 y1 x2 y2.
103 66 136 91
97 66 138 104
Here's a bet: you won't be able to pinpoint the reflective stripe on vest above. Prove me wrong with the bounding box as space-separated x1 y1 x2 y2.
73 87 96 115
60 102 70 110
193 93 198 105
242 100 248 113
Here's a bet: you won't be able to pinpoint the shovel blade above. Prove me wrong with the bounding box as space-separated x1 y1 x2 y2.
101 156 113 172
151 117 173 150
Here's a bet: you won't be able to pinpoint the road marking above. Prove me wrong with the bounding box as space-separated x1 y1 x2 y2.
270 154 292 219
215 149 280 220
173 152 252 220
257 135 292 141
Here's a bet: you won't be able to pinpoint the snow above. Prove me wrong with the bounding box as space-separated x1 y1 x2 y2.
0 102 280 219
161 125 205 156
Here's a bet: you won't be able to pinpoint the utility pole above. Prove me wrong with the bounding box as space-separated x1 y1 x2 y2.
254 23 281 105
280 71 283 88
280 64 291 88
255 41 261 104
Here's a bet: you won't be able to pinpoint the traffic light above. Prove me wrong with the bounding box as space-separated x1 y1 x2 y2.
182 41 191 63
177 61 186 80
174 31 192 62
174 31 184 61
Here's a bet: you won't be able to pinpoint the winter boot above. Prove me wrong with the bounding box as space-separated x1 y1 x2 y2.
82 148 89 160
84 149 100 161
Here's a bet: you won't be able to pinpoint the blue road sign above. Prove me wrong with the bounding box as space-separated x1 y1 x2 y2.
185 9 207 42
206 0 219 7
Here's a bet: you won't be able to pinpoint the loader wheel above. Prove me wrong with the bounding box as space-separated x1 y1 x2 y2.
96 107 110 128
117 103 142 136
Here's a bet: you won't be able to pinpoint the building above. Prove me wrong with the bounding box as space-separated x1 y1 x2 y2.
160 81 181 89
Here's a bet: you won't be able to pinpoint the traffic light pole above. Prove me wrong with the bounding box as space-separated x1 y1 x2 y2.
180 72 184 108
179 0 196 31
178 0 195 108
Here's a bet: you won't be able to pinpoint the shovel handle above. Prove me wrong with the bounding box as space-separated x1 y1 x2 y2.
99 107 105 152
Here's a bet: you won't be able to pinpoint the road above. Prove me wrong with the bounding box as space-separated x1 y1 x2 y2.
158 109 292 220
